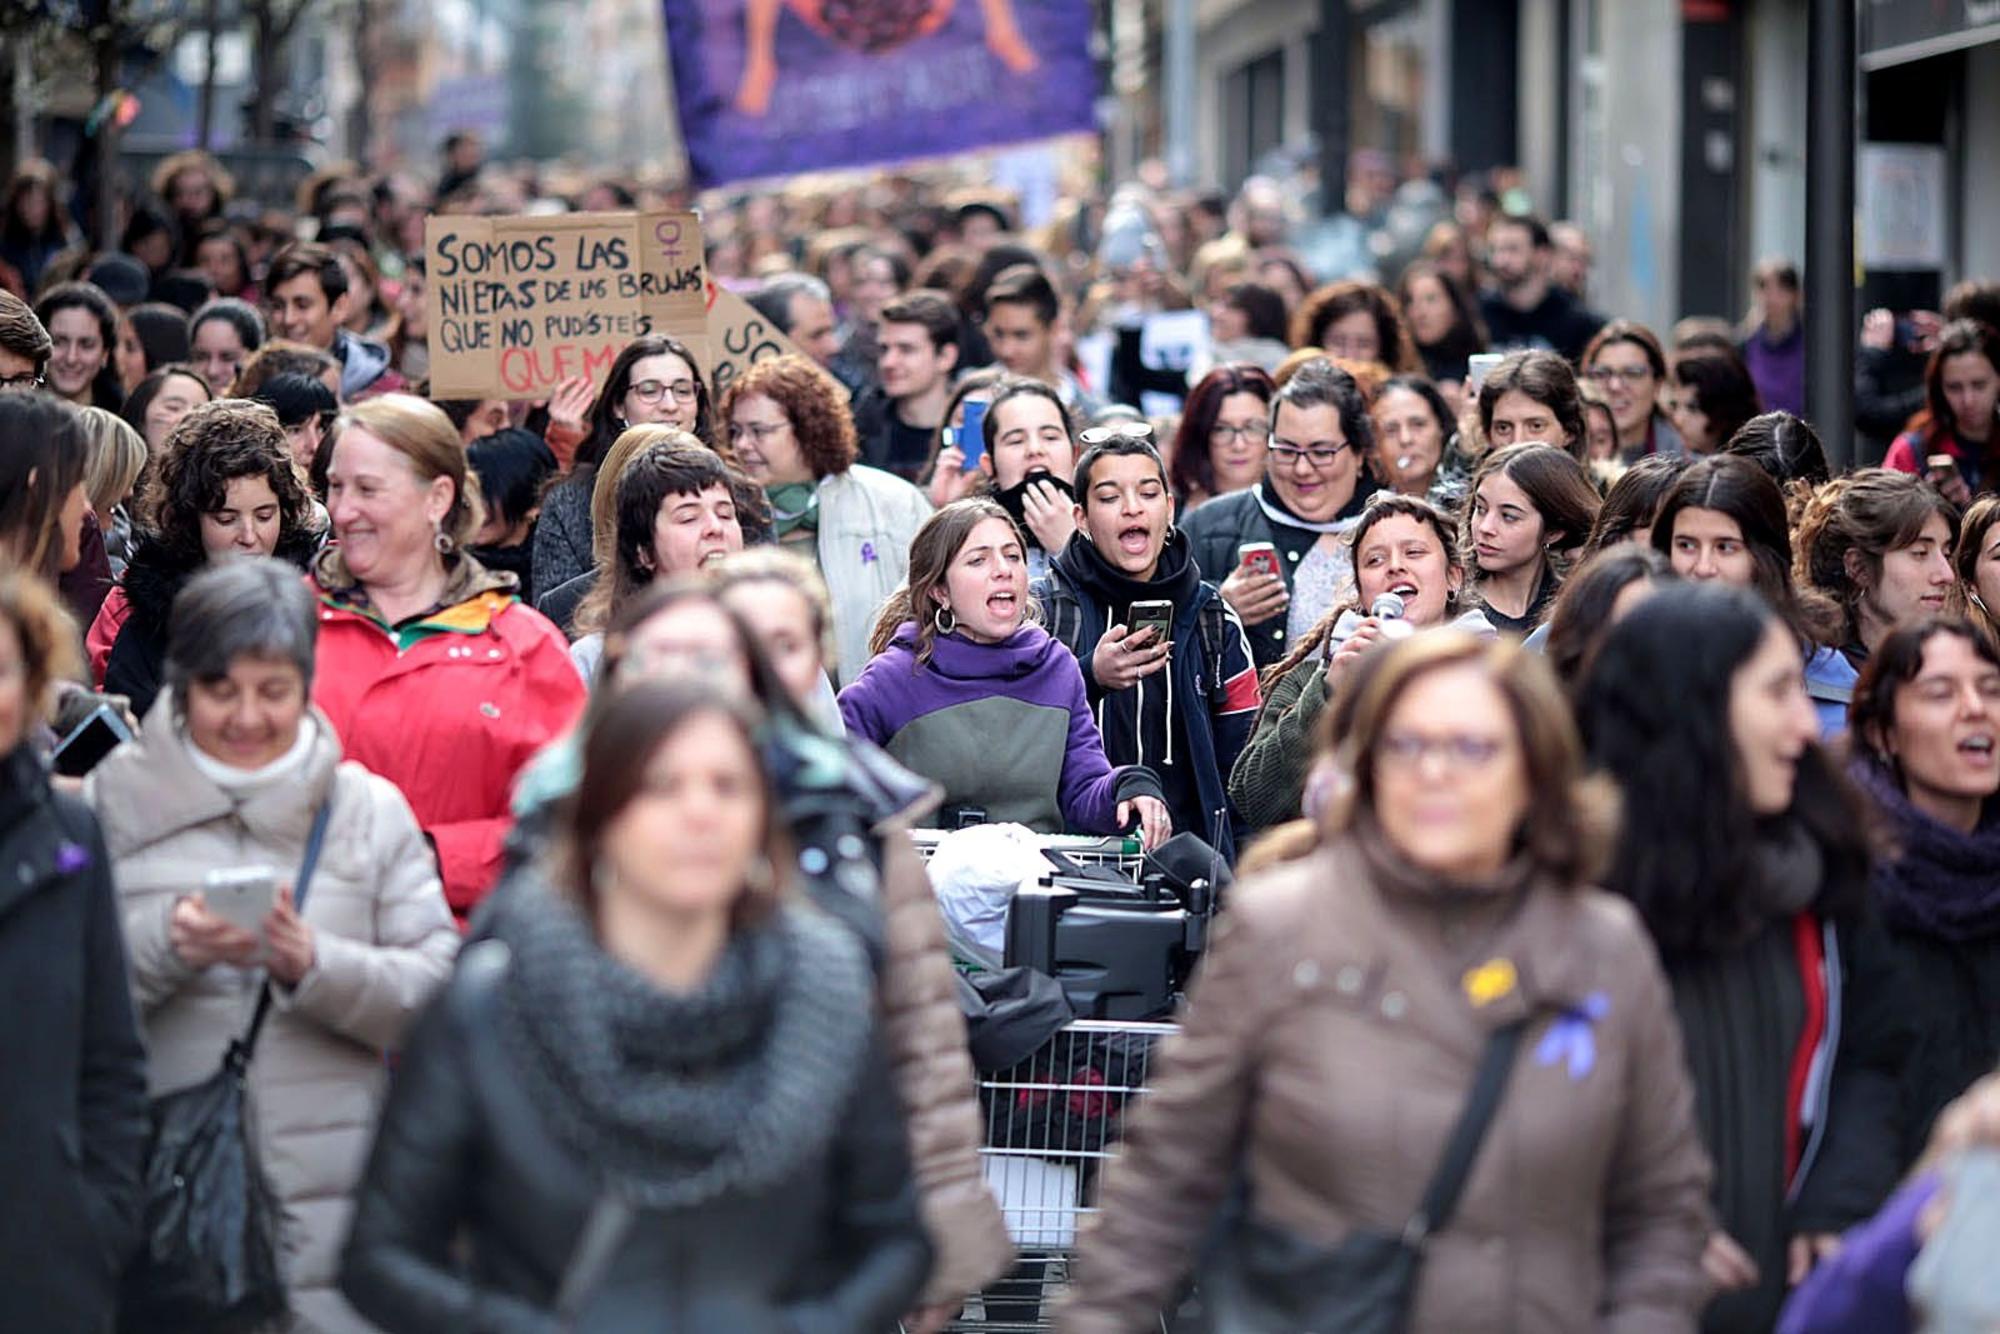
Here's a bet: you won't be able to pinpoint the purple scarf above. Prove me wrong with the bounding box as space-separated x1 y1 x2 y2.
1853 759 2000 942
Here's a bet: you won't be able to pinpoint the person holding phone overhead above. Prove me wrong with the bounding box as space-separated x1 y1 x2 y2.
1035 425 1263 861
87 558 458 1333
1181 360 1380 667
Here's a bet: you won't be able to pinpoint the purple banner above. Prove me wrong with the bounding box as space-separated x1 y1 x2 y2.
663 0 1098 187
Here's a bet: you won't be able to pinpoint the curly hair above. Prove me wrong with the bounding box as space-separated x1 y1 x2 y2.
142 399 315 567
717 354 858 480
1289 280 1420 373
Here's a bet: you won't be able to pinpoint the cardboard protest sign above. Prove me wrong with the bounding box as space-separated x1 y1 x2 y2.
425 211 707 400
706 282 838 400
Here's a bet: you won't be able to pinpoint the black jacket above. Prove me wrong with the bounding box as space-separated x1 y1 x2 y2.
1478 286 1607 362
340 942 931 1334
106 528 322 719
0 746 148 1332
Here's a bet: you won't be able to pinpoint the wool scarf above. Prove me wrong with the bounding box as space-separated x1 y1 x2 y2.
1853 759 2000 942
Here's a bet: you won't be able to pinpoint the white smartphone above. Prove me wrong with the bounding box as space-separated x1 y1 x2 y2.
203 866 279 934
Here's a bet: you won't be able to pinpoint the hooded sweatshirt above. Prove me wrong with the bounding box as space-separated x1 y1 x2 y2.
1037 529 1261 858
334 327 402 401
838 622 1164 835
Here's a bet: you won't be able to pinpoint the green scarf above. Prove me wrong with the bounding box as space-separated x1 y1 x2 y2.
768 481 820 543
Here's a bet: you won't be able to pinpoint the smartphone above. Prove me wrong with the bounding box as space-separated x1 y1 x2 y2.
1927 453 1959 481
203 866 279 935
1128 599 1175 642
52 703 134 778
1236 542 1280 580
1465 353 1506 396
957 398 989 472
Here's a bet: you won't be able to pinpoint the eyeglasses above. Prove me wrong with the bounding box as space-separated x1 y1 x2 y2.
1269 440 1350 469
1377 732 1506 773
728 420 788 446
1584 365 1653 386
630 378 698 405
1210 421 1272 445
1078 421 1155 448
0 371 45 391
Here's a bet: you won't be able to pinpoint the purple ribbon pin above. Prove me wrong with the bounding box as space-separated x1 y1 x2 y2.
54 841 90 874
1535 991 1609 1081
860 541 878 565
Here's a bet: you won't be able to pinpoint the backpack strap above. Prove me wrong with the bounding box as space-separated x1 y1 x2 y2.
235 799 335 1062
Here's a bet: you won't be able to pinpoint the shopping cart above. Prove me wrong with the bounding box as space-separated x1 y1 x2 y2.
943 1017 1179 1333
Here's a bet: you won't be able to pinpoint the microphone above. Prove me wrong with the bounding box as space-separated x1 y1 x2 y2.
1369 590 1416 640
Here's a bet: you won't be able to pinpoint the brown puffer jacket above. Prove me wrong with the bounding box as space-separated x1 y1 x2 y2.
874 824 1016 1306
1059 832 1713 1334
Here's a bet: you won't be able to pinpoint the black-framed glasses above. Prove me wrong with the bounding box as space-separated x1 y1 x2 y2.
0 371 46 391
630 378 698 405
1078 421 1155 448
1269 440 1350 469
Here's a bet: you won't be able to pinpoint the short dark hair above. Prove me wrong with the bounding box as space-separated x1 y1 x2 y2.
1850 617 2000 776
190 297 265 353
0 290 50 370
1074 434 1167 498
127 302 192 372
265 242 348 304
746 273 830 336
982 376 1072 458
251 371 337 430
466 428 557 532
1269 358 1375 461
1478 350 1587 450
878 289 960 353
1670 352 1764 451
1490 212 1552 250
983 263 1060 328
1222 281 1290 344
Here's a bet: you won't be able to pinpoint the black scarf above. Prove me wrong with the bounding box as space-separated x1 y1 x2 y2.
491 880 874 1209
1854 759 2000 942
994 470 1075 552
1053 525 1201 622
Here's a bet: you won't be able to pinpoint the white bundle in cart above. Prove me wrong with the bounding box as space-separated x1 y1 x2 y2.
923 823 1046 967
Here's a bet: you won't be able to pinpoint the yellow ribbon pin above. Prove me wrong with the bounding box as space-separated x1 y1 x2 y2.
1462 957 1518 1008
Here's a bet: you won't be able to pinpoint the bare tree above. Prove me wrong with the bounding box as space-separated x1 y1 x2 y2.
245 0 317 146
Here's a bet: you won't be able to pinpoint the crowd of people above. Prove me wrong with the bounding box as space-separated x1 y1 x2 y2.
0 140 1998 1334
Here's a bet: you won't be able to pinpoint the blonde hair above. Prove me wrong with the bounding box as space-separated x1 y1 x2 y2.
337 394 485 547
712 546 835 663
75 406 148 514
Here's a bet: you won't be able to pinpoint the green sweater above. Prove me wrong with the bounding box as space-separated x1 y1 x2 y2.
1227 656 1330 833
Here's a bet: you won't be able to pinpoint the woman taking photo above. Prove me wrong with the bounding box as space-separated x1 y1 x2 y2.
1370 373 1461 500
1846 618 2000 1166
1796 469 1959 670
722 354 931 685
1167 363 1275 512
1395 258 1485 394
1650 455 1853 734
1065 633 1712 1333
1229 493 1495 831
1576 584 1908 1333
1464 442 1601 635
1182 360 1381 667
1884 319 1999 497
0 570 147 1333
1582 320 1684 460
532 335 713 599
88 558 459 1333
87 400 320 717
312 394 586 922
1667 353 1764 457
34 281 123 410
343 684 932 1331
840 499 1171 847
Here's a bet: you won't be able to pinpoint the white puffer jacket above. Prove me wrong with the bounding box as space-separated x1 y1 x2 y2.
87 699 459 1334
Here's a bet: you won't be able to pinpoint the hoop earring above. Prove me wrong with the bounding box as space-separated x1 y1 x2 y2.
933 605 957 636
433 522 455 555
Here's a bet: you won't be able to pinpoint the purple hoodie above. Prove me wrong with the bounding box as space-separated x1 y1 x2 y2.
838 622 1163 834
